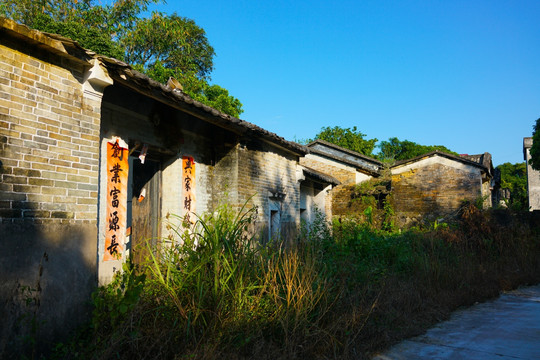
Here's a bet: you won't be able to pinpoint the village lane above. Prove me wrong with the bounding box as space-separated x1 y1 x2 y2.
372 284 540 360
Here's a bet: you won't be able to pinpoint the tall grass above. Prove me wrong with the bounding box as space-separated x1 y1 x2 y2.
54 203 540 359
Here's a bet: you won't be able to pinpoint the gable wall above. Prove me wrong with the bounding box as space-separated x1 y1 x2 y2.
300 153 357 185
237 139 301 241
391 156 482 225
0 43 100 357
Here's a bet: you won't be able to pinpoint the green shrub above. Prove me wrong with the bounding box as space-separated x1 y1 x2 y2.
54 204 540 359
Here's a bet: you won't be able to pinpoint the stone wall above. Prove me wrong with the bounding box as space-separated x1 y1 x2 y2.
391 157 482 226
0 42 100 357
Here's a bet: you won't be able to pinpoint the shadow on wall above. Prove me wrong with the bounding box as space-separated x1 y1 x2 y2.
241 141 299 243
0 218 97 359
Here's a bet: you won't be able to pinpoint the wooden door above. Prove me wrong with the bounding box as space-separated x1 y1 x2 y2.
130 157 161 265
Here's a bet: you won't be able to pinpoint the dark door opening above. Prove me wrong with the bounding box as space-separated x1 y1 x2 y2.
129 156 162 265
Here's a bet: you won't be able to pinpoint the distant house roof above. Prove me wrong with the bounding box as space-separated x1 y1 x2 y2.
301 166 341 186
460 152 494 176
306 139 383 175
392 150 490 173
0 17 308 156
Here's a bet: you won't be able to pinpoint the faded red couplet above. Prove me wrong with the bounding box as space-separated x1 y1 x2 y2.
182 156 196 224
104 140 129 261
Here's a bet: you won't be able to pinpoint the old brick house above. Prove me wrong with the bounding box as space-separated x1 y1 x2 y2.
300 139 496 227
524 137 540 210
390 151 495 225
300 139 383 184
0 18 337 356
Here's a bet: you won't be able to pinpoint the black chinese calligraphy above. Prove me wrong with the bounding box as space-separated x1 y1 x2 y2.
108 211 120 231
184 195 192 210
184 176 191 192
184 157 193 171
107 234 119 255
110 163 123 183
110 140 124 160
110 187 120 208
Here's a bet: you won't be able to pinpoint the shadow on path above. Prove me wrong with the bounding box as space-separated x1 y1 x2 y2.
373 284 540 360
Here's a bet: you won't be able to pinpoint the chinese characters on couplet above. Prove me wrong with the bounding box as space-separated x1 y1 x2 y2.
182 156 196 225
104 139 129 261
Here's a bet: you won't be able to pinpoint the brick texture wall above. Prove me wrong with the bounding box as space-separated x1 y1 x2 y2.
0 41 101 357
392 161 481 225
236 140 300 241
0 44 100 223
300 154 356 185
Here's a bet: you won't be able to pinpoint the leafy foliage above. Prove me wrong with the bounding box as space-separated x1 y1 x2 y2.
377 137 458 161
312 126 378 156
529 117 540 171
0 0 244 117
190 84 244 118
0 0 158 36
123 12 215 80
31 14 125 59
497 162 528 210
133 61 244 117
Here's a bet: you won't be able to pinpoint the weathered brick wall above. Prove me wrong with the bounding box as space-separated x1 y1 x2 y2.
332 185 364 215
300 154 356 185
0 45 100 223
236 139 300 241
481 177 492 208
391 159 481 225
0 43 100 357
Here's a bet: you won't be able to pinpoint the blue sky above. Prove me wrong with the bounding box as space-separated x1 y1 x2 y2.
148 0 540 165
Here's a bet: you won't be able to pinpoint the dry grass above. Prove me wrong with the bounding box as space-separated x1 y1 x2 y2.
52 205 540 360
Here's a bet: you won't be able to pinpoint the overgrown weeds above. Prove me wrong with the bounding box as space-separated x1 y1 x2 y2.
53 203 540 359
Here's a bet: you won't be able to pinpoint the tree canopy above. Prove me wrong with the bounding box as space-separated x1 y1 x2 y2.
377 137 458 162
311 126 378 157
123 12 215 81
497 162 528 211
31 13 125 60
0 0 243 117
529 117 540 171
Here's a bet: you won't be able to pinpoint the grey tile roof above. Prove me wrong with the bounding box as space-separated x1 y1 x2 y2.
307 139 382 175
1 17 308 156
301 166 341 186
392 150 490 173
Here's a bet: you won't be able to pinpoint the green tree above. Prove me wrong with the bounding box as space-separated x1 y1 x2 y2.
0 0 244 117
529 117 540 171
312 126 378 156
0 0 158 35
123 12 215 81
135 61 243 117
497 162 528 211
191 84 244 118
377 137 458 162
31 14 125 60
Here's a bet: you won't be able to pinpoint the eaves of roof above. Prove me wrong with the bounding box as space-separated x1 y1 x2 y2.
391 151 489 172
1 17 308 156
306 140 382 176
0 17 92 66
301 166 341 186
307 139 383 165
99 57 308 156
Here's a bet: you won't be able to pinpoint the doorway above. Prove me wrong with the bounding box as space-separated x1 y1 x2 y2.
128 156 162 265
